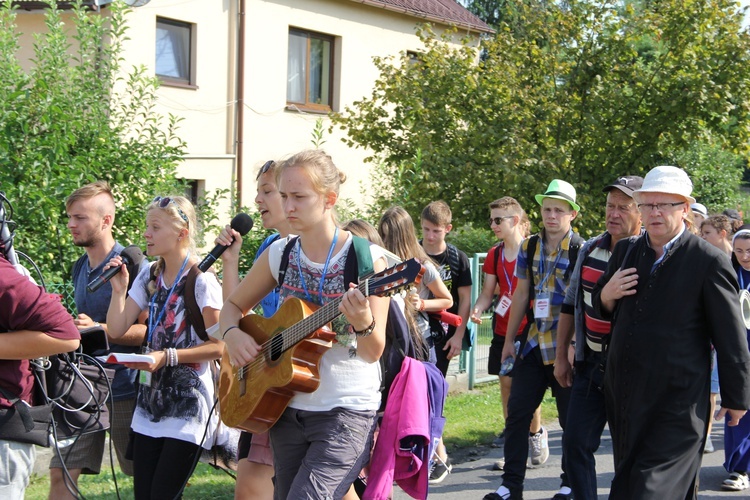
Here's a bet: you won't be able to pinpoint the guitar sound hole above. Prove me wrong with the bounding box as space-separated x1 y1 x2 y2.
269 335 284 362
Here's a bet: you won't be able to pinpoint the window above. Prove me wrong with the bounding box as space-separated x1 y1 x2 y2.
155 18 196 87
184 179 200 205
287 28 334 112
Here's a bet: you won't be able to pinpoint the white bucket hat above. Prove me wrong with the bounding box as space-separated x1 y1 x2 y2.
632 166 695 204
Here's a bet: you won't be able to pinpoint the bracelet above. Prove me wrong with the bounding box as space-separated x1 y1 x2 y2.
419 299 426 312
353 318 376 337
222 325 240 339
164 347 178 367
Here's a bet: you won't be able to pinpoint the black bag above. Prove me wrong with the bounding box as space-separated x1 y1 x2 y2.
0 385 53 447
42 354 115 439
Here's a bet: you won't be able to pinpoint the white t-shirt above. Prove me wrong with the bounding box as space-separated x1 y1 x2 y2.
267 234 386 412
128 262 223 448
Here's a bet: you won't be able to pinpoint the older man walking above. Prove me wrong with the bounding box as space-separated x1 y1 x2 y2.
592 166 750 498
554 175 643 499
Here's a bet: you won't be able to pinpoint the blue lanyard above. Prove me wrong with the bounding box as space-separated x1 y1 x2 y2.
297 228 338 305
499 243 513 292
537 232 566 293
147 252 190 345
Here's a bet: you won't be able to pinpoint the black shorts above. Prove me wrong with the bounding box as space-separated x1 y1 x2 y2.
487 332 527 377
488 335 507 376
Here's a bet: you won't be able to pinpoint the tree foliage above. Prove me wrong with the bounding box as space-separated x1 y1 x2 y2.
333 0 750 236
0 1 187 281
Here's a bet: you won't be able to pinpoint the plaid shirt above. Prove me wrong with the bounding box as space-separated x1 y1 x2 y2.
515 229 576 365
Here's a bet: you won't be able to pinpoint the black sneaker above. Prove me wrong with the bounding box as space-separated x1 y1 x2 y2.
428 456 452 484
491 429 506 448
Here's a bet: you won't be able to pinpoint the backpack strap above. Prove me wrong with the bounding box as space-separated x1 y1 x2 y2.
344 235 374 286
564 233 585 282
446 243 460 283
278 235 374 293
184 264 208 342
277 236 299 290
526 235 539 301
493 242 503 273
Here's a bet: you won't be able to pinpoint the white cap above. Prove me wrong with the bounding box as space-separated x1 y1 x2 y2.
690 203 708 217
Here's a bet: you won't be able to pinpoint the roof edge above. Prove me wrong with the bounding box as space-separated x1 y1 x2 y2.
352 0 495 35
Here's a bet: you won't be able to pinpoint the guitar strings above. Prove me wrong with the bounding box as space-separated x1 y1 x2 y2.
235 260 414 380
237 279 371 377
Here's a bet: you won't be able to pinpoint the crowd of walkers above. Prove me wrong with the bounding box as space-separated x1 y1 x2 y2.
2 153 750 500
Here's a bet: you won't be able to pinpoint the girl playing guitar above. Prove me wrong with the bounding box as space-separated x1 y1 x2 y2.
220 150 390 499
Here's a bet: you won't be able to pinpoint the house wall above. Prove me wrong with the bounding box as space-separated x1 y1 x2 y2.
12 0 482 223
242 0 480 210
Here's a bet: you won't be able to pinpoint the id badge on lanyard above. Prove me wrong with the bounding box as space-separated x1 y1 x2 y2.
534 292 551 319
139 346 152 387
495 293 513 317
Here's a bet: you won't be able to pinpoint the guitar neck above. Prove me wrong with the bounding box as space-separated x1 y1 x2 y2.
277 281 368 353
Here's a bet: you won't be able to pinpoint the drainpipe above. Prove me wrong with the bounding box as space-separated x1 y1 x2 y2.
235 0 246 210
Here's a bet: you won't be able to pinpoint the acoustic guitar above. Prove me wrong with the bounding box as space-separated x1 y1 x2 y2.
219 258 424 433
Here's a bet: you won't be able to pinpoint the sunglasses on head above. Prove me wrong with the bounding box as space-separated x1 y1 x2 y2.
256 160 275 180
153 196 188 223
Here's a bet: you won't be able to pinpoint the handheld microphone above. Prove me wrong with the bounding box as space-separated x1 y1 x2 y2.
197 213 253 272
87 245 145 293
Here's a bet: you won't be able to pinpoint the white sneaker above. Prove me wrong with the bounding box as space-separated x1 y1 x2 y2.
529 426 549 466
704 436 715 453
722 472 750 491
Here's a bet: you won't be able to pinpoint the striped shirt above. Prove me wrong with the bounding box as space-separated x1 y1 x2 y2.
515 230 577 365
580 234 612 348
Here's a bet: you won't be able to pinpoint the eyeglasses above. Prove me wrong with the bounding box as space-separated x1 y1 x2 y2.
153 197 188 223
489 216 514 226
256 160 275 180
734 249 750 257
636 202 685 213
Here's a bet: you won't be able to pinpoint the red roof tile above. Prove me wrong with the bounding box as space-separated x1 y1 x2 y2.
352 0 494 34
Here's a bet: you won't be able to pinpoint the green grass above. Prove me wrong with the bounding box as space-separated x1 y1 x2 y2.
25 463 235 499
443 382 558 452
24 383 557 498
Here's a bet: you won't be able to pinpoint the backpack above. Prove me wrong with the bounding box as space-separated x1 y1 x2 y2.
519 231 584 347
276 235 424 409
148 264 209 341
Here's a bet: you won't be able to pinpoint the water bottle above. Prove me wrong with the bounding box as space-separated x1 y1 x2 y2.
499 340 521 376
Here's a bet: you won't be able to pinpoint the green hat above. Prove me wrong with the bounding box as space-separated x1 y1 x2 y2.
535 179 580 212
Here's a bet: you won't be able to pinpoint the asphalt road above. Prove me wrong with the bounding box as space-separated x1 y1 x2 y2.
395 422 742 499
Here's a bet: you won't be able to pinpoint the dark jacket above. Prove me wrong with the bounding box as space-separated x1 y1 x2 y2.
592 229 750 499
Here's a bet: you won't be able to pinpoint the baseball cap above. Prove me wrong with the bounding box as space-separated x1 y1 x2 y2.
603 176 644 198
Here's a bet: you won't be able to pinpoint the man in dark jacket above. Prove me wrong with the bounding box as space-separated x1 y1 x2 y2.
592 166 750 499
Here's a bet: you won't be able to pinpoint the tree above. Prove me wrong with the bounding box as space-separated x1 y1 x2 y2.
333 0 750 236
0 1 187 281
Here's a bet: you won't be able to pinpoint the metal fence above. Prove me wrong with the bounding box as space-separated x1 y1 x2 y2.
46 282 76 316
442 252 495 388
